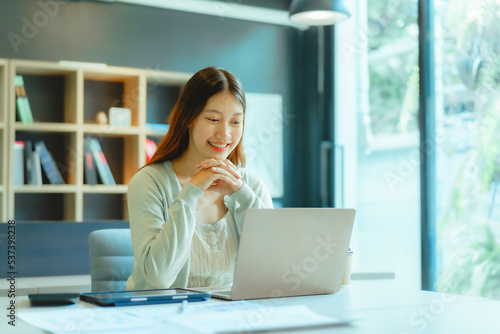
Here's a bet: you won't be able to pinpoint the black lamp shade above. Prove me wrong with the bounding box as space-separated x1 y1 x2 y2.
289 0 351 25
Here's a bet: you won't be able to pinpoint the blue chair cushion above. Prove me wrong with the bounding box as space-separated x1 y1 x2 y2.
88 229 134 292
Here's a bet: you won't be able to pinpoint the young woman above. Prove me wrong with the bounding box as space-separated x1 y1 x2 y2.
126 66 273 290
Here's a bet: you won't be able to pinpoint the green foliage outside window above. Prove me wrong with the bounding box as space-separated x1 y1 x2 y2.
367 0 500 297
367 0 419 135
435 0 500 298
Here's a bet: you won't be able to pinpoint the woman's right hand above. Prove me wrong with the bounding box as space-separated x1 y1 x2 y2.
189 159 243 195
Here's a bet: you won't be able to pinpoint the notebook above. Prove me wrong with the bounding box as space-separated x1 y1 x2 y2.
190 208 355 300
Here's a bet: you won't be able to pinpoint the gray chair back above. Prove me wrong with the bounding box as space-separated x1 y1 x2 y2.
88 229 134 292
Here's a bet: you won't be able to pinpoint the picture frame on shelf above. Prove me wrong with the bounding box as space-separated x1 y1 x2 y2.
109 107 131 127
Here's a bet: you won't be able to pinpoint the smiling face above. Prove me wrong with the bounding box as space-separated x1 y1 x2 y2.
187 91 244 162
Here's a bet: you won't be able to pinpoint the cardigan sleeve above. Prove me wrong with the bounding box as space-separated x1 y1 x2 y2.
224 170 274 233
127 169 203 288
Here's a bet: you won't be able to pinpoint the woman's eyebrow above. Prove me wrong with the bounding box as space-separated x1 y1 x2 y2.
204 109 243 116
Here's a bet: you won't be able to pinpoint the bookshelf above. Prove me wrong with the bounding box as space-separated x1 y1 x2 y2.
0 59 7 222
4 59 191 222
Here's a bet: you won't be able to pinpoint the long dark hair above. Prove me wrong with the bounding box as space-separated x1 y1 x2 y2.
145 66 246 168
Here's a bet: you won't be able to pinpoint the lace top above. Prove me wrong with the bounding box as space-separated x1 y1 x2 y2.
187 211 239 288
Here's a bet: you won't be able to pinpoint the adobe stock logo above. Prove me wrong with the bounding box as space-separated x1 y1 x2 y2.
7 0 67 54
281 234 340 291
244 107 295 162
234 234 341 332
399 291 457 334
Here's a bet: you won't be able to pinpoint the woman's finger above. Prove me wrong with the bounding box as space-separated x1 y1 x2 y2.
196 159 241 179
216 163 241 179
195 158 225 169
211 167 241 186
224 159 238 172
223 160 241 179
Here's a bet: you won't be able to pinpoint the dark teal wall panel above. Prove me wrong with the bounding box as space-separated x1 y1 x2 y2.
0 0 297 205
0 221 130 278
0 1 292 93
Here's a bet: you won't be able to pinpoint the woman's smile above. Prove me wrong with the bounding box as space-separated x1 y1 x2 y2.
208 141 230 151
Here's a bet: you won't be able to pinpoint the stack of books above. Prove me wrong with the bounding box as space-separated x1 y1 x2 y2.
84 137 116 185
15 138 117 186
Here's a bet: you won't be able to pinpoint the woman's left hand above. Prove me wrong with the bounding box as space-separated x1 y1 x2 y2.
194 158 244 195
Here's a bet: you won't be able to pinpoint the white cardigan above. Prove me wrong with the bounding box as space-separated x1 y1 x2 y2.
126 160 273 290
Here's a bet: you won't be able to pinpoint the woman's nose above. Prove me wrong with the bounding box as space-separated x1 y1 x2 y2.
216 123 230 138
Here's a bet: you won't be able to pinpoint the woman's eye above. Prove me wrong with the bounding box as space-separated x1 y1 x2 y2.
232 121 242 125
207 118 218 122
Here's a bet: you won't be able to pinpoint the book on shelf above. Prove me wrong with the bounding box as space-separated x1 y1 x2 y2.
31 150 43 186
145 123 169 135
34 141 65 185
24 140 33 185
145 138 157 162
13 141 25 186
18 140 44 185
83 137 98 185
14 75 34 124
88 137 116 185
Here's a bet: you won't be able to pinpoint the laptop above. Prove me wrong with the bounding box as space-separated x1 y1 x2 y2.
190 208 355 300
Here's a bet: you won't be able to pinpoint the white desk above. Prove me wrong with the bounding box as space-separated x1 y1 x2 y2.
0 275 91 297
2 280 499 333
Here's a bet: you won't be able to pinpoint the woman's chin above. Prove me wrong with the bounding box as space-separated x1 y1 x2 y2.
206 153 230 160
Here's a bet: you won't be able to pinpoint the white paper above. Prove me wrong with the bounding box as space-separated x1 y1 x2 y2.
18 301 260 333
18 301 347 334
169 304 347 333
19 307 156 333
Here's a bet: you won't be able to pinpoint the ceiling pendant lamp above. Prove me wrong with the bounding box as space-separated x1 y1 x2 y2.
289 0 351 26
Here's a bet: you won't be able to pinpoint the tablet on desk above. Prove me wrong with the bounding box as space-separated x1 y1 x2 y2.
80 288 211 307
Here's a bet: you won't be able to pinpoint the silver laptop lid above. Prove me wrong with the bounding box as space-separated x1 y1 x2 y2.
231 208 355 300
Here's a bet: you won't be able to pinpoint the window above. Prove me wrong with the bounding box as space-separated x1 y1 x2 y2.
434 0 500 298
335 0 420 288
336 0 500 295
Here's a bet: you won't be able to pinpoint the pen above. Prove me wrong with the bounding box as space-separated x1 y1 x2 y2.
178 300 188 314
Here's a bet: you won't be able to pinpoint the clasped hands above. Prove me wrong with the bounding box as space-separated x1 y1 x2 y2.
189 158 243 195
